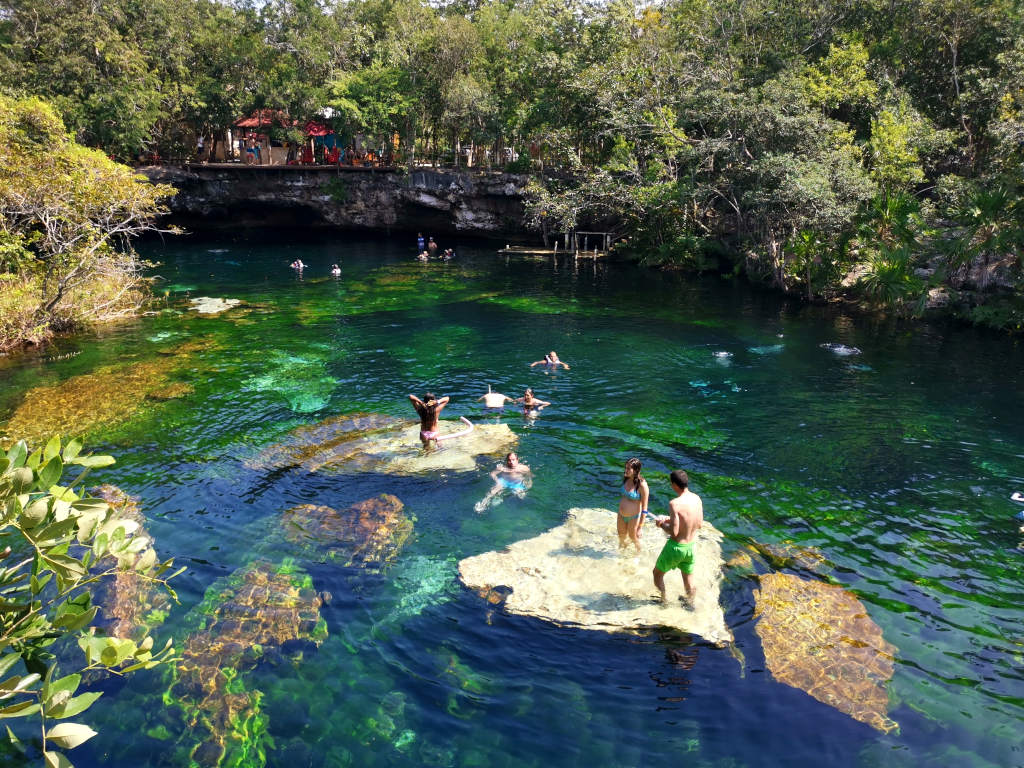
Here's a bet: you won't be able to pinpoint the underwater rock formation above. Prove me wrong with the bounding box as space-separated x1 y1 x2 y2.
1 339 213 445
745 539 828 573
189 297 242 314
281 494 413 568
167 560 327 767
244 350 338 413
251 412 518 475
753 572 897 733
458 507 732 645
89 485 171 641
248 413 402 471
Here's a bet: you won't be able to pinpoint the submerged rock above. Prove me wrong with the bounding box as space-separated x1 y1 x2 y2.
188 296 242 314
745 539 828 573
458 507 732 645
167 560 327 767
1 358 194 445
251 412 518 475
1 338 215 445
281 494 413 568
753 572 897 733
245 351 338 413
89 485 171 642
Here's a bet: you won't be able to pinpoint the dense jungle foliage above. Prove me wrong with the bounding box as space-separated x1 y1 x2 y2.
1 0 1023 326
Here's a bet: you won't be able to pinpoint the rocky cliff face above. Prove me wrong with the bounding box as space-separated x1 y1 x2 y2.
143 165 529 237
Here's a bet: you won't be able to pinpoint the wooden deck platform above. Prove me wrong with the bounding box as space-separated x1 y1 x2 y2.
498 245 607 259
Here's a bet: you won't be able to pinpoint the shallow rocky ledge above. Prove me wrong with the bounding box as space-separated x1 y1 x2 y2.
142 165 530 237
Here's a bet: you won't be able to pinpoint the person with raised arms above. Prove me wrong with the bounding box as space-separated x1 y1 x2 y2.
408 391 473 446
529 350 570 370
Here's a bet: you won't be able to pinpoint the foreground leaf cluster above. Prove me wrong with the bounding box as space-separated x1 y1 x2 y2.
1 437 182 767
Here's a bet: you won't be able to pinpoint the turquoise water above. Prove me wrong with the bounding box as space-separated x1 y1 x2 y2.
2 234 1023 767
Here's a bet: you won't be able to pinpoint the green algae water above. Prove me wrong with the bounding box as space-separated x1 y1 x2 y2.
2 233 1023 768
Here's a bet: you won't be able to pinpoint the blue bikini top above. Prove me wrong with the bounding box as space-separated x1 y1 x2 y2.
622 484 641 501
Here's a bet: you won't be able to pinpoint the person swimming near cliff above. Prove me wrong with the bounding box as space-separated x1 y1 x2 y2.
477 385 515 410
516 388 550 417
330 264 341 276
617 457 649 553
529 351 570 370
475 452 532 512
290 259 306 270
408 392 474 446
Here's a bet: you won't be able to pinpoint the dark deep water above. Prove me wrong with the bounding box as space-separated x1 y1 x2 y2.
1 232 1022 768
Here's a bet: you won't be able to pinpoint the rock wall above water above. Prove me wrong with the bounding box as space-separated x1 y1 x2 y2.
143 165 530 237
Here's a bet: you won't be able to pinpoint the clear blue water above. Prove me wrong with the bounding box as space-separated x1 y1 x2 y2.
1 233 1022 768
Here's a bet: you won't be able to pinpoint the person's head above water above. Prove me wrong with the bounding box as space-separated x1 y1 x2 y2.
670 469 689 491
505 452 519 468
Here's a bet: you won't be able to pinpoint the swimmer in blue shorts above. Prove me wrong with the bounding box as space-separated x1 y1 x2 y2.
475 452 532 512
651 469 703 605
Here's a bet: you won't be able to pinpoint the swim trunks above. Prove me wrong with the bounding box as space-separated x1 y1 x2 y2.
656 539 695 575
497 476 527 491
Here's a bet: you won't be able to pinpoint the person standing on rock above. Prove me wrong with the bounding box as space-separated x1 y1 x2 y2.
651 470 703 605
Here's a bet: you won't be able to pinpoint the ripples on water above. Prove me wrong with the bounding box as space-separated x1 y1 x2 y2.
1 234 1022 768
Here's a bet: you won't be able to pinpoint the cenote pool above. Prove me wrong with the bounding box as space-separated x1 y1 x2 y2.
1 234 1022 768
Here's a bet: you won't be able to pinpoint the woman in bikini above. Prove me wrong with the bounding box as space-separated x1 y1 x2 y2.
408 392 473 446
617 457 649 552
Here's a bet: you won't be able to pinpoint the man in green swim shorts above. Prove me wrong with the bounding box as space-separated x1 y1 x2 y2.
652 470 703 604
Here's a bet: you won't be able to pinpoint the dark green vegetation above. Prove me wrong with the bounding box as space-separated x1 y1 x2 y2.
2 0 1024 325
0 438 180 768
0 96 175 351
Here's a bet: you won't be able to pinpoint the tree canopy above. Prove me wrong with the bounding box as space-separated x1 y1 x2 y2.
1 0 1022 324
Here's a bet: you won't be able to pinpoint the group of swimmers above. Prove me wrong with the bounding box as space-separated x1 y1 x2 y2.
408 349 704 605
416 233 454 261
289 260 342 276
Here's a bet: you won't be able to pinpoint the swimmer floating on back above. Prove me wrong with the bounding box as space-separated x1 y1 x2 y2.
529 351 570 370
475 452 532 512
477 385 514 409
408 392 473 446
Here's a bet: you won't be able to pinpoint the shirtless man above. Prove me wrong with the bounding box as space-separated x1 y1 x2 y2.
475 452 532 511
651 470 703 604
476 385 514 409
529 351 570 370
408 392 449 445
